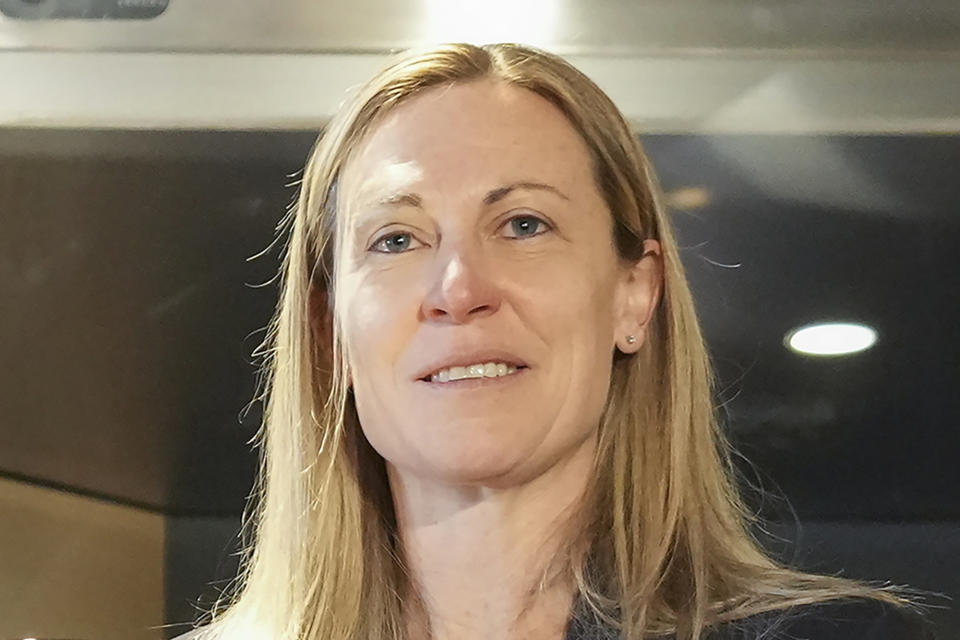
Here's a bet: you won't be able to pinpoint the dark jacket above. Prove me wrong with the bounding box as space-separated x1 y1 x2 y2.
565 597 940 640
171 597 940 640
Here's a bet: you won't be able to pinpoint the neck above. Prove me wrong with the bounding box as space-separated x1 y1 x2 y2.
388 435 597 640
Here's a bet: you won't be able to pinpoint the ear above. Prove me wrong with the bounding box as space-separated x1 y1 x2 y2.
614 239 663 354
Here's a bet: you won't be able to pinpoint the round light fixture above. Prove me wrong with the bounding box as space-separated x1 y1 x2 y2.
664 186 711 210
785 322 878 357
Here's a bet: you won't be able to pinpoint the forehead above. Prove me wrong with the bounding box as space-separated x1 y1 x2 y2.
340 80 597 206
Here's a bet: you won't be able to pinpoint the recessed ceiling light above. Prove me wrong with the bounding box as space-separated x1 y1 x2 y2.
664 186 710 210
785 322 878 357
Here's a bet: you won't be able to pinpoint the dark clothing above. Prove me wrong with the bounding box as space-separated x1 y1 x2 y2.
565 598 940 640
171 597 940 640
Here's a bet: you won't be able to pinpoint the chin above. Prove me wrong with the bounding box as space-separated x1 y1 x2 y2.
415 440 557 488
367 419 568 487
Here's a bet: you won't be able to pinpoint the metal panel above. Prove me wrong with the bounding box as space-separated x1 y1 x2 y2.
1 0 959 55
2 52 960 133
3 1 959 133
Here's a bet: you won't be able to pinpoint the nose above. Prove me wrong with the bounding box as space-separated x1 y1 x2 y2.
420 243 501 324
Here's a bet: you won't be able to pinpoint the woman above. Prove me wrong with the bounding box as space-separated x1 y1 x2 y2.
174 43 939 640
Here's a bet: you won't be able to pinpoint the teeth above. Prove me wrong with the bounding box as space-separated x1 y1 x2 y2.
430 361 520 382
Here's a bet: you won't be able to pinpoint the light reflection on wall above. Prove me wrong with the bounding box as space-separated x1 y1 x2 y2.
421 0 561 47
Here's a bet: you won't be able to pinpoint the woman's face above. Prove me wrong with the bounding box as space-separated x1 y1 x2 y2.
331 79 659 487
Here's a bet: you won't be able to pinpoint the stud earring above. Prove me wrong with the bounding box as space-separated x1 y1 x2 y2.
626 335 637 344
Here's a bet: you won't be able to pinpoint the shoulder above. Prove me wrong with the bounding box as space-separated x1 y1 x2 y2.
708 598 939 640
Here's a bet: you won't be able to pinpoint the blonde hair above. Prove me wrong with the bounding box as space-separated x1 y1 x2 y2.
191 43 927 640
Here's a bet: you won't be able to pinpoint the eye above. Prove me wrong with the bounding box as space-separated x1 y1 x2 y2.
367 214 553 255
368 230 426 254
501 213 553 239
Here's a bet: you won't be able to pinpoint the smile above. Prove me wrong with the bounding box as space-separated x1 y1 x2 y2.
417 365 531 389
423 362 526 383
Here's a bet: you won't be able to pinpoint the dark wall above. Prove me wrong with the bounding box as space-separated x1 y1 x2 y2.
164 516 243 639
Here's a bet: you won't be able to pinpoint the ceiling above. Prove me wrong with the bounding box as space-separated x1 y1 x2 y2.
3 0 958 54
2 1 960 133
1 129 957 519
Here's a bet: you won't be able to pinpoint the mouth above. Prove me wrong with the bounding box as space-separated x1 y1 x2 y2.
417 364 530 384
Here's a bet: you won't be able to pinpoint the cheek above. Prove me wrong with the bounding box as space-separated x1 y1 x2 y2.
523 253 615 335
341 274 416 383
342 281 416 459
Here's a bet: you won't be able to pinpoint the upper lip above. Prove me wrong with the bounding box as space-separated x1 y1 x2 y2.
414 349 530 381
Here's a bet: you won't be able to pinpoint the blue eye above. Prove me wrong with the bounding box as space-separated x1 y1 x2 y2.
369 232 418 254
504 214 552 239
367 214 552 255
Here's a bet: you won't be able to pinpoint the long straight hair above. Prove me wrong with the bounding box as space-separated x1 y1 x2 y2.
192 43 926 640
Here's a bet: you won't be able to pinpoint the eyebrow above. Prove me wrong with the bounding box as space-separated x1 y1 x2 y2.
366 181 570 210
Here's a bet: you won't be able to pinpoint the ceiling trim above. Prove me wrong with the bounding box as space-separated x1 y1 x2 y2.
2 51 959 134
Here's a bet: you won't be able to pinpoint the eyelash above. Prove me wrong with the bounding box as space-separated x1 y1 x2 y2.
367 214 553 254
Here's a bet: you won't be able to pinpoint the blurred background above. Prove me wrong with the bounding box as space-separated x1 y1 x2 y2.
1 1 958 639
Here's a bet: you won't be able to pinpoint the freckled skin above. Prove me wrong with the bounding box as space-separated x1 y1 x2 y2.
335 80 653 489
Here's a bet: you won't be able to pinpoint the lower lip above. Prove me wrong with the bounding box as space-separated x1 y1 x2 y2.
416 366 530 390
